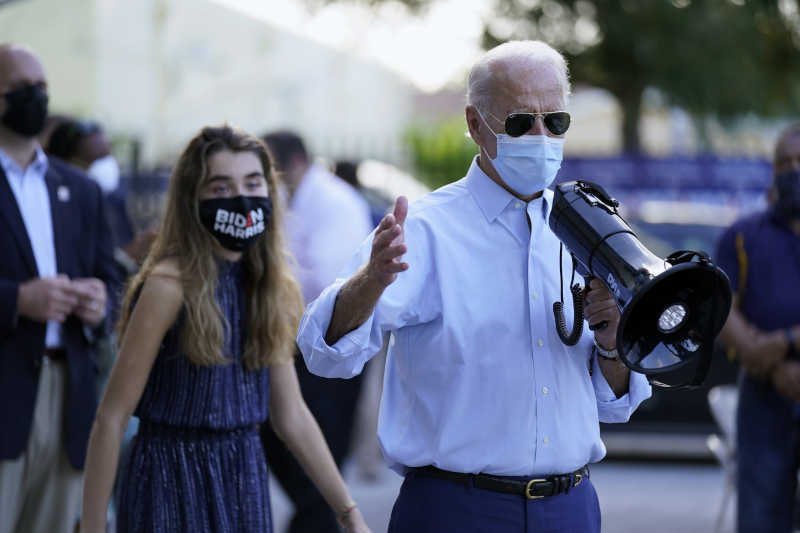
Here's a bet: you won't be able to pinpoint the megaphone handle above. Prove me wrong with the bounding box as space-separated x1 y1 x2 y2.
584 275 609 331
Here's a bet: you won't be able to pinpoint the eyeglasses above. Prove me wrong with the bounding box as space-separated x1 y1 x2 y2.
477 107 571 137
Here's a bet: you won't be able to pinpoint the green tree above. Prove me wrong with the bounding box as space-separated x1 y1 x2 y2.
321 0 800 153
483 0 800 152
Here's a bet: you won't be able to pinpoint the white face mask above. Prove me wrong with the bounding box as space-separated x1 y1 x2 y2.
480 112 564 196
86 154 120 194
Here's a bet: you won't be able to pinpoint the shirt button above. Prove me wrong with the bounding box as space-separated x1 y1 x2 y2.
538 339 543 347
542 387 548 394
532 292 538 299
543 437 549 444
515 202 521 208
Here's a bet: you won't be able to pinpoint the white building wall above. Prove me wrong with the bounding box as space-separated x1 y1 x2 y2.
0 0 412 166
0 0 97 117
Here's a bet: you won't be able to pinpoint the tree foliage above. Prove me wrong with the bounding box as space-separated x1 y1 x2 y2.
322 0 800 152
484 0 800 152
405 119 477 189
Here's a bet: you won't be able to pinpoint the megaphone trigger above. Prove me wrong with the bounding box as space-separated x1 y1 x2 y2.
583 275 609 332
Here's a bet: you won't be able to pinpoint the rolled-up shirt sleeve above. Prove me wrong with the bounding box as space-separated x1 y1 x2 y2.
592 354 652 423
297 280 376 378
298 222 431 379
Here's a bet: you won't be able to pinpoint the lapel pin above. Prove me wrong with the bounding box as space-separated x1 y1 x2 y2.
57 185 70 202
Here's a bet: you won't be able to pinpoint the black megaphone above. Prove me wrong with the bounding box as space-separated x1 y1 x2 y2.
548 180 732 390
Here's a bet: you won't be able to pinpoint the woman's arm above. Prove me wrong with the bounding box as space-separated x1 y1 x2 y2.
80 262 183 533
268 361 372 533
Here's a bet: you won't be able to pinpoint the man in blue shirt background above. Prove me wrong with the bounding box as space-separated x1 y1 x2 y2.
717 123 800 533
298 40 651 532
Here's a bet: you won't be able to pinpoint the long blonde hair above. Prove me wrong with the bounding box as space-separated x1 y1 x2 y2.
118 124 303 370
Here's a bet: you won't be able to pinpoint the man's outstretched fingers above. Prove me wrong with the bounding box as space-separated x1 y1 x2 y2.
380 244 407 262
387 260 409 273
374 226 395 250
394 196 408 227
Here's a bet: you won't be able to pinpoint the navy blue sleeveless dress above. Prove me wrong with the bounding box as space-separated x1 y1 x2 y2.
116 261 273 533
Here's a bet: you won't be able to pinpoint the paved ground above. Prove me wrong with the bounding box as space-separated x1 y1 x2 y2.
269 460 736 533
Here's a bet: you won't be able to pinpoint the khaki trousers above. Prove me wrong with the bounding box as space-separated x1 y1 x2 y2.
0 358 83 533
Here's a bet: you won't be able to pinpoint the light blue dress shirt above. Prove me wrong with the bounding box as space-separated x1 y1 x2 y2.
0 146 62 348
298 157 651 477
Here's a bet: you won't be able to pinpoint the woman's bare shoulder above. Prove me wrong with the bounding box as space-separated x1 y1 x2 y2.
150 256 181 280
142 257 183 308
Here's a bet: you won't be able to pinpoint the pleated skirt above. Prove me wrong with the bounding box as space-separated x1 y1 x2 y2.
116 421 272 533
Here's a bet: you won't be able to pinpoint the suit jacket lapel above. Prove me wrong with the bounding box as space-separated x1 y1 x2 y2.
45 165 70 275
0 166 38 276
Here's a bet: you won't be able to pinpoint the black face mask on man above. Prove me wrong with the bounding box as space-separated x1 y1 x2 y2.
1 85 48 137
198 195 273 252
775 171 800 221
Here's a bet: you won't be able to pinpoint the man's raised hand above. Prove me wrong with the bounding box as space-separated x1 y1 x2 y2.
323 196 410 346
366 196 409 288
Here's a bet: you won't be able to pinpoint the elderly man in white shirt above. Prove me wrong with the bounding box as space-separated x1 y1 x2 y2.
260 130 374 533
297 41 651 532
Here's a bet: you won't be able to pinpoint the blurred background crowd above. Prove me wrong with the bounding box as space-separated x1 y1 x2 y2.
1 0 799 531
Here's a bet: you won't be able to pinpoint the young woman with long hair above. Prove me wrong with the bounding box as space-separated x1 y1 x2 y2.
80 125 371 533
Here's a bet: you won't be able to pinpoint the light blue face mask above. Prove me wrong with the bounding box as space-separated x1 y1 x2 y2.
480 112 565 196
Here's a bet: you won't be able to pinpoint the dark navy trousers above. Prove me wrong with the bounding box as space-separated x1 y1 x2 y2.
737 375 800 533
388 468 601 533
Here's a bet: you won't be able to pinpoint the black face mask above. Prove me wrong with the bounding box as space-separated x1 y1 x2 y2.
198 195 273 252
1 85 49 137
775 170 800 221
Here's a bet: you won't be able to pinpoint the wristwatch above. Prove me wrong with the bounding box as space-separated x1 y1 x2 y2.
593 337 619 361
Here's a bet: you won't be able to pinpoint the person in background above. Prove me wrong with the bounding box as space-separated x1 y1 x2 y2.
335 160 392 229
297 40 651 532
717 123 800 533
80 124 371 533
44 117 158 278
260 131 373 533
0 43 117 533
46 119 119 194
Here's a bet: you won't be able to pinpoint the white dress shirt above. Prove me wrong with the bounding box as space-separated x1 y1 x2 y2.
298 156 651 477
0 145 62 348
285 164 373 306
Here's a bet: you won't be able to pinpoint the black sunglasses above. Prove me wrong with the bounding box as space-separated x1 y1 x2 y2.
478 107 571 137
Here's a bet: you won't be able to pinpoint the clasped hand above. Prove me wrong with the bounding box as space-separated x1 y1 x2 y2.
17 274 107 327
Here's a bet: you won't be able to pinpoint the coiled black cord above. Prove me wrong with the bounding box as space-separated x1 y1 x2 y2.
552 242 584 346
553 283 584 346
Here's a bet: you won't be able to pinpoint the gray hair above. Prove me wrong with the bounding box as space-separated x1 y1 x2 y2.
467 40 571 112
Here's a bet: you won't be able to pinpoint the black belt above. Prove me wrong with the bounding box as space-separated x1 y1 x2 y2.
414 465 588 499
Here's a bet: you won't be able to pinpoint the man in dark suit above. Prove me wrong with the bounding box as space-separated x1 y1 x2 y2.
0 44 118 533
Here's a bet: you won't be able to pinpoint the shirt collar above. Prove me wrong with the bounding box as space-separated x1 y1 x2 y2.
0 143 49 178
465 155 554 224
